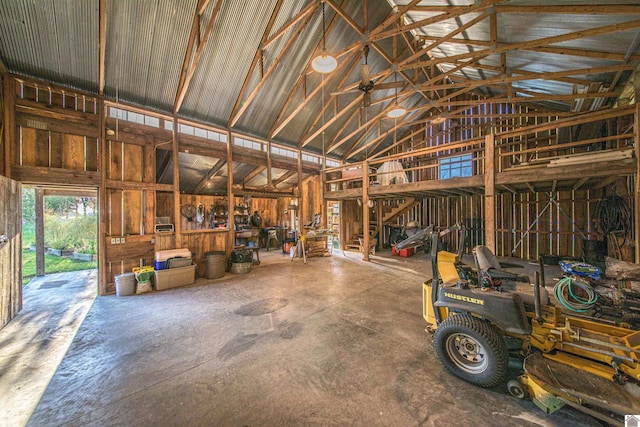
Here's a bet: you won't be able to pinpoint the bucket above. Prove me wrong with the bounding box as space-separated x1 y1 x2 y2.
205 252 226 279
115 272 136 297
231 261 251 274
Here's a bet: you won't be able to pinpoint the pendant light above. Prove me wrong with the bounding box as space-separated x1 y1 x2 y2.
311 2 337 74
387 71 406 118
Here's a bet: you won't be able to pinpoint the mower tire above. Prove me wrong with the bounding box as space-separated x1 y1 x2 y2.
433 314 508 388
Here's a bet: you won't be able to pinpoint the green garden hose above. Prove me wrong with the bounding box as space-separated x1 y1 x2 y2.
553 276 598 312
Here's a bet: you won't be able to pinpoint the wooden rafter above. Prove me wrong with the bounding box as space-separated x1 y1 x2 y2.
398 12 489 68
269 48 360 139
326 0 363 35
300 95 363 147
263 2 316 49
227 0 288 127
401 18 640 72
98 0 106 96
272 170 296 187
332 92 413 158
420 64 637 93
173 0 222 114
242 165 266 186
494 5 640 14
193 159 226 193
229 2 315 127
420 36 640 63
370 1 498 42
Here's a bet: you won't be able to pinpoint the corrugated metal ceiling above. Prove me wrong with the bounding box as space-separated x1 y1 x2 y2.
1 0 639 163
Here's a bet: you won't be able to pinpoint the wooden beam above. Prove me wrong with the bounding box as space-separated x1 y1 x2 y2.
400 18 640 71
272 170 296 187
633 102 640 264
484 134 496 252
98 99 107 295
370 0 421 37
419 64 636 93
173 0 223 113
242 165 266 185
270 48 359 139
172 117 182 248
495 5 640 14
193 159 226 193
263 2 316 49
98 0 106 96
227 1 287 129
229 3 314 127
300 94 363 147
226 129 234 255
326 0 363 35
362 160 370 261
499 184 517 195
3 75 15 178
572 177 589 191
398 14 488 69
371 1 497 42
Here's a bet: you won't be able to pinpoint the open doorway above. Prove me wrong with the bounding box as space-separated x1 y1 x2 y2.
21 186 98 290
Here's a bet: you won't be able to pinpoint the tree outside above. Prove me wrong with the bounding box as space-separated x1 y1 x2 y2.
22 187 98 284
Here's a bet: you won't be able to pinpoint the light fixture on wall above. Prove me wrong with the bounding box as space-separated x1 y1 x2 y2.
311 2 337 74
387 72 406 118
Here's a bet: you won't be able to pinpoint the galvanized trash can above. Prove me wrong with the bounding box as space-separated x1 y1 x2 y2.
205 251 226 279
115 272 136 297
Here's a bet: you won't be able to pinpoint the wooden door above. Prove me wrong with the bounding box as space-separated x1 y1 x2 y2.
0 175 22 329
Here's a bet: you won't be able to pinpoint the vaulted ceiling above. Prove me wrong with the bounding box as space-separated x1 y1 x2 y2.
1 0 639 162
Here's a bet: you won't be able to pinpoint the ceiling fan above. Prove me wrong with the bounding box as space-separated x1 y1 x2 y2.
332 45 404 107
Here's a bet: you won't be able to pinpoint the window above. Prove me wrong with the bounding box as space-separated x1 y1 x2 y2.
234 137 264 152
325 159 340 167
270 145 297 158
439 154 472 179
301 153 319 164
108 107 161 128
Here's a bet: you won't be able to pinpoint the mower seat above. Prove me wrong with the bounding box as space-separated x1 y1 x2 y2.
473 245 530 288
512 283 550 307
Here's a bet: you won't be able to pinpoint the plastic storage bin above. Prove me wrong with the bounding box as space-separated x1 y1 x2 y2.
154 264 196 290
392 245 415 257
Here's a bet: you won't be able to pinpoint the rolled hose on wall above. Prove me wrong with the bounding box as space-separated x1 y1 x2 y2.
553 276 598 312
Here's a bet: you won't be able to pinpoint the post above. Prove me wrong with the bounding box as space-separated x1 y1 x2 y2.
3 75 15 178
98 98 107 295
227 130 234 256
635 103 640 263
484 133 496 253
35 187 45 276
362 160 370 261
172 116 181 248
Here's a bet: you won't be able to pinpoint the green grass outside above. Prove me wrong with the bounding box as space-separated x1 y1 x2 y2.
22 250 97 285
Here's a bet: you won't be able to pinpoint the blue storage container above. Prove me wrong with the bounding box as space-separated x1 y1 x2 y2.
154 260 167 270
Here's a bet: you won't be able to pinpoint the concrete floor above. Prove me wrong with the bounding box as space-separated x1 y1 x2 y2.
0 270 96 427
6 250 600 426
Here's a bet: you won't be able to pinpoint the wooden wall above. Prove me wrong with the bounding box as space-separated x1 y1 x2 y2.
0 175 21 329
1 75 323 295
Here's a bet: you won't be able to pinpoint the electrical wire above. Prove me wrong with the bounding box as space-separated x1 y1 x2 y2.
594 194 631 236
553 276 598 312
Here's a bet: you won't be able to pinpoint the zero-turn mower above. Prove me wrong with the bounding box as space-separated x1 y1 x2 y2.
395 225 640 425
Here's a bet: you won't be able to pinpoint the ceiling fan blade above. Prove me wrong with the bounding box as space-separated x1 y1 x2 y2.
330 88 362 96
375 81 405 90
363 91 371 107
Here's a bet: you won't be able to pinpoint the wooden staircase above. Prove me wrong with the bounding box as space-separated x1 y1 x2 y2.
382 198 418 223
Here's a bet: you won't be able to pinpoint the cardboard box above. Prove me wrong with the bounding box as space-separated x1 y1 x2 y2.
392 245 415 257
154 264 196 291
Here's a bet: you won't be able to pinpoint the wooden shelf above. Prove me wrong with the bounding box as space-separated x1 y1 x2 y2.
181 228 229 234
